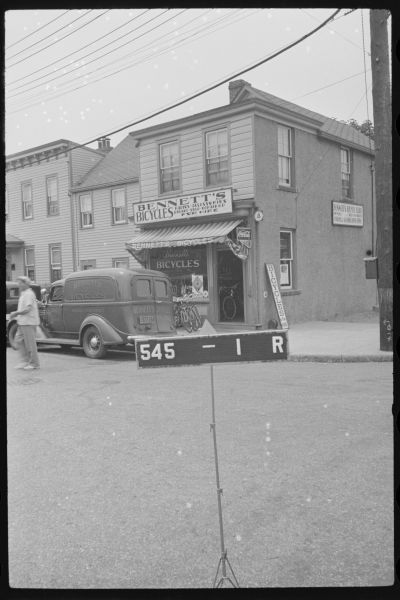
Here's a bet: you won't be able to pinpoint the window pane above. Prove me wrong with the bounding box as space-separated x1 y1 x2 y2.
25 249 34 264
280 232 292 259
155 279 168 298
280 262 291 286
135 279 151 297
112 189 125 207
51 247 61 264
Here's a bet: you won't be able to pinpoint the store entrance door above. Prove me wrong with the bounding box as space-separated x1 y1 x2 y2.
217 248 244 322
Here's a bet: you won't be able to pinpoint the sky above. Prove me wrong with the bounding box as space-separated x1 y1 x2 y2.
4 7 387 156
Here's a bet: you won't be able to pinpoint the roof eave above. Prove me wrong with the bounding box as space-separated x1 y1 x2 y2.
317 131 375 155
71 176 139 193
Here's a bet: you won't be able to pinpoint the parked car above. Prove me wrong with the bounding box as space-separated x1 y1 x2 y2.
29 267 176 359
6 280 42 347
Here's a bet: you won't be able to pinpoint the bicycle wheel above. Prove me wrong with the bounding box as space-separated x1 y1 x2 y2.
181 307 193 333
189 305 202 331
222 295 237 321
173 304 182 328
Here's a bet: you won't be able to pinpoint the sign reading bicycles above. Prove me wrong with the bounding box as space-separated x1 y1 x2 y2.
135 330 288 368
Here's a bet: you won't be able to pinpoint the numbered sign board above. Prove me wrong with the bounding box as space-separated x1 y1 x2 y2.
135 330 288 368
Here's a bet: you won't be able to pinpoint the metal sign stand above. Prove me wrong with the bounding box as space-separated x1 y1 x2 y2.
209 365 239 588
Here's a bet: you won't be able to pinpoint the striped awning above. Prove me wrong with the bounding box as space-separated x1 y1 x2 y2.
126 219 242 250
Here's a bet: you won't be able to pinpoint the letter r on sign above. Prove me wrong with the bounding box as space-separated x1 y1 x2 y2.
272 336 284 353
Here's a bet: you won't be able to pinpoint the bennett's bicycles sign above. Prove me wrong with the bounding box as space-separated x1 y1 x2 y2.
133 189 233 224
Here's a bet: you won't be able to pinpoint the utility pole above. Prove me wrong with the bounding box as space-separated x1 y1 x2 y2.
369 9 392 351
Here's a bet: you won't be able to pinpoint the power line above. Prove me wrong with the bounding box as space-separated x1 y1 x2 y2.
7 10 112 67
7 8 248 111
7 10 93 61
39 8 341 160
291 69 371 101
6 9 151 87
6 8 177 99
6 10 70 50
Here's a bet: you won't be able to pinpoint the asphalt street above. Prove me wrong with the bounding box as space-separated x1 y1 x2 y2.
6 345 393 589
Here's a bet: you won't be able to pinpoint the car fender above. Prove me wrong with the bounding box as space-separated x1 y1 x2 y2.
79 315 124 345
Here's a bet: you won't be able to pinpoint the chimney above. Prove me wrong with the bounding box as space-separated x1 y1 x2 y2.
103 137 112 152
97 137 113 152
229 79 248 103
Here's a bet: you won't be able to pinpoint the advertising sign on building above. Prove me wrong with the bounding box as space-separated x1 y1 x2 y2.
265 264 289 330
133 188 233 225
332 201 364 227
236 227 252 248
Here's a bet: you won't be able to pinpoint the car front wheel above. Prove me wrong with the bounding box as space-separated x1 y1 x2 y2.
8 321 19 349
82 326 107 359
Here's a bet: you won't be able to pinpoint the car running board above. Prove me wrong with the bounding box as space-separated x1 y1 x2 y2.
36 337 79 346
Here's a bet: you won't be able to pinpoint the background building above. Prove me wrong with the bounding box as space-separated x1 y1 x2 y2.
6 139 106 286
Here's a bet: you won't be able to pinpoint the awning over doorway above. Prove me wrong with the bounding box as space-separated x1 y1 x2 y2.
126 219 242 250
6 233 24 247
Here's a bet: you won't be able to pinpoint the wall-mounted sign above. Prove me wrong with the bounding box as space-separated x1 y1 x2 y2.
332 201 364 227
254 210 264 222
134 188 233 225
236 227 252 248
265 264 289 330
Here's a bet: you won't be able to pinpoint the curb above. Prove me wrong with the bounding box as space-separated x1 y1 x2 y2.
289 353 393 363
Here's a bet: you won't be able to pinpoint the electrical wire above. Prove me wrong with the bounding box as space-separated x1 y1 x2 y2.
26 8 341 159
291 69 371 101
8 9 261 114
6 9 184 100
7 10 111 67
6 10 70 50
7 9 151 87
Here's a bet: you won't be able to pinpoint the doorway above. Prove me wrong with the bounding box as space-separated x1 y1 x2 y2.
217 247 244 322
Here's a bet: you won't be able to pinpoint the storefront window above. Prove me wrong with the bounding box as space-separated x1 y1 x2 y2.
149 245 208 299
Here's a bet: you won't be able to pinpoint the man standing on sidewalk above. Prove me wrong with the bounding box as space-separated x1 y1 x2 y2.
9 276 40 371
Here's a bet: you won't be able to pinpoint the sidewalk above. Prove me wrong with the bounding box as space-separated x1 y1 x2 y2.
177 311 393 362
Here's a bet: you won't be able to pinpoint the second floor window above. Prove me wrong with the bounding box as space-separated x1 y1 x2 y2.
111 188 127 224
205 129 228 186
49 244 62 282
46 175 59 216
278 126 293 187
160 141 180 193
24 247 35 280
22 182 33 219
80 194 93 228
341 148 352 198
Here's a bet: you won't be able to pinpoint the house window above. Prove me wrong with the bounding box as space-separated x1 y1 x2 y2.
80 259 96 270
49 244 62 282
205 128 229 186
22 182 33 219
112 257 129 269
46 175 59 216
79 194 93 228
278 126 293 187
341 148 352 199
160 141 180 193
280 230 294 288
24 247 35 280
111 188 127 224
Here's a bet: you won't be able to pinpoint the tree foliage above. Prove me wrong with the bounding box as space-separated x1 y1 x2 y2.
346 118 374 140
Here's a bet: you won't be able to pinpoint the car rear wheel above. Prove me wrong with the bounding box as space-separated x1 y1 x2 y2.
8 321 19 349
82 326 107 359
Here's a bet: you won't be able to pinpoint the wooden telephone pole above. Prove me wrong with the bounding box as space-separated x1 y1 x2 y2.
369 9 392 351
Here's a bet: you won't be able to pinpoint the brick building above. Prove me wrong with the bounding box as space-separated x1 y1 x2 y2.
125 79 377 325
